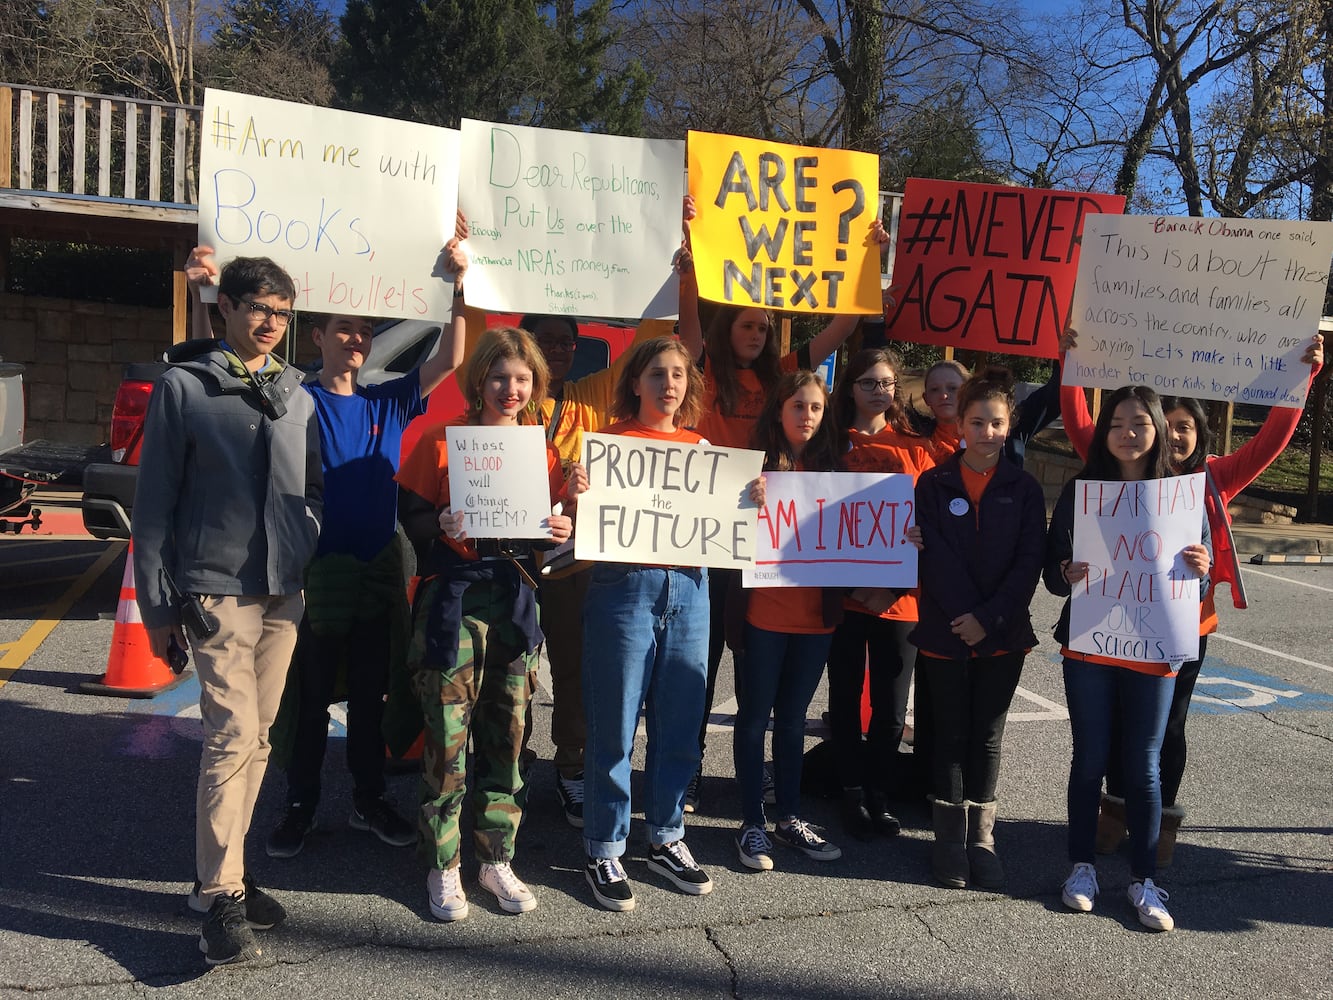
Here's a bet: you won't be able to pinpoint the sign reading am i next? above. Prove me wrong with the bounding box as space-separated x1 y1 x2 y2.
1067 214 1333 406
198 88 460 321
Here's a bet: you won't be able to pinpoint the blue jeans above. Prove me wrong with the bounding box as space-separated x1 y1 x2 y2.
735 625 833 827
1063 658 1175 879
582 564 708 858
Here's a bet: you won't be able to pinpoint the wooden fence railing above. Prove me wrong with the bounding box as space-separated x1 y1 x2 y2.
0 84 201 206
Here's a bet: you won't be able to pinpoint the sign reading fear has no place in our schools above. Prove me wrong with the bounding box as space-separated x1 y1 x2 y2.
198 89 460 320
886 178 1125 358
687 131 882 315
741 472 918 589
1065 214 1333 406
457 119 685 321
574 433 765 570
445 425 553 540
1070 474 1205 665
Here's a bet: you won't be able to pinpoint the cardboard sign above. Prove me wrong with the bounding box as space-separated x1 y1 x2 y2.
445 425 552 539
1065 214 1333 405
457 119 684 319
688 130 881 314
575 433 764 569
742 471 917 588
885 178 1125 357
199 89 460 320
1069 474 1206 664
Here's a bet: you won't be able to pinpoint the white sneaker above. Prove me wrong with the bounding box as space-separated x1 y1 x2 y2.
1061 862 1099 912
1128 878 1174 931
426 867 469 922
478 861 537 913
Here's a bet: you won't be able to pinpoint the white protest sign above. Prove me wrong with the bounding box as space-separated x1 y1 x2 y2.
1070 474 1206 664
1067 214 1333 406
457 119 684 319
199 88 460 320
446 425 552 540
742 471 917 588
575 433 764 569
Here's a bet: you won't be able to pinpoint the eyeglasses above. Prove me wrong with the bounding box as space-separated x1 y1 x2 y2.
238 298 296 326
854 377 898 392
537 338 577 353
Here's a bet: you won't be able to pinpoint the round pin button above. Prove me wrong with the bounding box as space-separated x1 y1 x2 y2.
949 497 970 516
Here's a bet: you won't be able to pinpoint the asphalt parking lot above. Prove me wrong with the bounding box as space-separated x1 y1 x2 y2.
1 535 1330 999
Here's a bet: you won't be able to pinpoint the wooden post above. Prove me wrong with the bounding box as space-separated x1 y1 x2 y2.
0 86 11 188
172 268 188 344
779 316 791 356
45 92 59 191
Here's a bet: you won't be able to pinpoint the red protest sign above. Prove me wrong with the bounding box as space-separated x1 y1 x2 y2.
885 179 1125 358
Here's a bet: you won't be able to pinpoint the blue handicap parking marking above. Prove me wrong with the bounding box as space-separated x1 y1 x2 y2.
1189 662 1333 715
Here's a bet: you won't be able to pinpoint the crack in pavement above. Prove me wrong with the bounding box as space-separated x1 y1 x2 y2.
913 910 956 953
705 925 740 999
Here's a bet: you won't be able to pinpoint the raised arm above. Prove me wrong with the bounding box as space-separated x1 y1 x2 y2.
418 233 469 396
185 244 219 340
1058 326 1094 461
802 219 890 363
677 195 704 362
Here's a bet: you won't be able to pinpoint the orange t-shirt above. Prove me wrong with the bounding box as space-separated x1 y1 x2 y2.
927 423 961 464
840 425 935 622
746 586 832 635
696 352 801 449
597 418 704 445
395 415 566 559
959 460 995 508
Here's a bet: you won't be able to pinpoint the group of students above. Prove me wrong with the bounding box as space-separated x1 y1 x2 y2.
164 226 1323 966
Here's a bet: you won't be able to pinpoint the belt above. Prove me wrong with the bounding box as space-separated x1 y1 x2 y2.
474 539 535 560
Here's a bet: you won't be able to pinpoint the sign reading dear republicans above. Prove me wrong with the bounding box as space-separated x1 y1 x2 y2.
1065 214 1333 406
457 119 684 320
1070 474 1206 665
886 178 1125 358
741 471 917 588
575 434 764 570
687 130 882 315
199 88 460 320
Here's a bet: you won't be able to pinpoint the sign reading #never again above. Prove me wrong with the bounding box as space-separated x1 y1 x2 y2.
1067 214 1333 406
457 120 685 320
575 434 765 569
198 89 460 320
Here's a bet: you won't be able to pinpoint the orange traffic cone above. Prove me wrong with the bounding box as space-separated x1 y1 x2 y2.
80 544 191 698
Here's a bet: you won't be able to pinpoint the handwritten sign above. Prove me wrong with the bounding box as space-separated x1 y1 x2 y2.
198 89 460 320
688 130 881 314
1070 474 1205 664
885 179 1125 357
1065 214 1333 405
741 472 917 588
575 433 764 569
445 425 552 539
456 119 684 320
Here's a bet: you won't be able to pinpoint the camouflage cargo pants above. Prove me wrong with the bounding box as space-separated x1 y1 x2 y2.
410 576 534 870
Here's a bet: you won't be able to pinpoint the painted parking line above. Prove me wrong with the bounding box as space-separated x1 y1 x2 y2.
1189 664 1333 715
1210 632 1333 675
0 542 125 691
1240 566 1333 593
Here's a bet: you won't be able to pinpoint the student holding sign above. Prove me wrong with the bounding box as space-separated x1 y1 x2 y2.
731 371 846 871
675 218 885 810
825 348 935 840
912 367 1046 891
396 327 580 922
581 336 766 912
1058 330 1323 866
1044 386 1211 932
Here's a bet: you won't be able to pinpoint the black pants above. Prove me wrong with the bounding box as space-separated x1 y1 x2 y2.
1106 636 1208 808
923 650 1025 804
286 612 391 810
699 567 741 754
826 610 908 790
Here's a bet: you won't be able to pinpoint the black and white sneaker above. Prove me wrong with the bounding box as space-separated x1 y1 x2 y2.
199 891 264 966
556 773 585 828
646 840 713 895
773 818 842 861
187 874 286 929
349 797 415 848
736 824 774 871
266 804 315 859
585 855 635 912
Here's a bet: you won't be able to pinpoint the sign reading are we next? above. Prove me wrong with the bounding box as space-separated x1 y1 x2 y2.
198 89 460 320
457 119 685 320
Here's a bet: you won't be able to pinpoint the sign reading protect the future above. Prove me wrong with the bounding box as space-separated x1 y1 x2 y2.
457 119 684 320
1066 214 1333 406
574 434 764 570
198 89 460 320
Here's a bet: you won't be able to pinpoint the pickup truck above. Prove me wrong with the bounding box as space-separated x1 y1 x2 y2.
80 314 641 540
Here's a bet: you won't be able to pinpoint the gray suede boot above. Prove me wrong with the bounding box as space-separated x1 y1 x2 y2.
930 798 969 888
966 800 1004 890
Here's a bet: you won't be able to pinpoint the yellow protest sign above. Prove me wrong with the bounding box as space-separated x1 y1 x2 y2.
687 130 881 315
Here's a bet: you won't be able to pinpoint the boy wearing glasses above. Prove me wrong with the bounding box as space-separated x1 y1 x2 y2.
133 255 323 966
